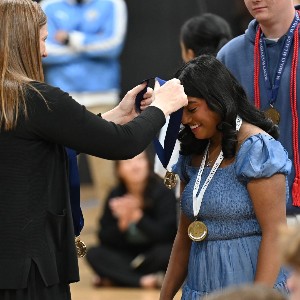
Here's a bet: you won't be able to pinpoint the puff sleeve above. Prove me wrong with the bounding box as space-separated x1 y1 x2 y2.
235 134 292 184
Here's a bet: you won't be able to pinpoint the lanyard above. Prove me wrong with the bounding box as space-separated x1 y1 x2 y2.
258 12 299 105
254 11 300 207
135 77 183 170
192 116 242 218
192 144 223 218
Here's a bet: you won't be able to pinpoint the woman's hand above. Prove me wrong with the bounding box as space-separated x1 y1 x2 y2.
109 194 143 231
101 78 187 124
101 82 154 124
151 78 188 116
117 82 154 123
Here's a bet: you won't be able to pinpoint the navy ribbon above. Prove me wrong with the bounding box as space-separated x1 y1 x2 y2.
65 147 84 237
259 11 300 105
135 77 183 170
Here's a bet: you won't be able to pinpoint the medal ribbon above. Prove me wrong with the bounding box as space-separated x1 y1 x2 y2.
192 116 242 218
255 12 299 107
153 78 183 170
65 148 84 237
254 11 300 206
135 77 183 170
192 144 224 218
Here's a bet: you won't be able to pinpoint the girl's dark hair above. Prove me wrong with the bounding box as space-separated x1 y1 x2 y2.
176 55 279 157
115 147 161 209
180 13 233 57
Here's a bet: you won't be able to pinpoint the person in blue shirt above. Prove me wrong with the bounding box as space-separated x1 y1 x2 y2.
217 0 300 225
40 0 127 106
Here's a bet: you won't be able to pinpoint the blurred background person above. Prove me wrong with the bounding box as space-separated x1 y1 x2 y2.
40 0 127 107
217 0 300 226
40 0 128 203
279 225 300 300
86 149 178 288
180 13 233 63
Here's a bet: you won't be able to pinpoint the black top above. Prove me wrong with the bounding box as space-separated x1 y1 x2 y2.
0 82 165 289
99 179 178 255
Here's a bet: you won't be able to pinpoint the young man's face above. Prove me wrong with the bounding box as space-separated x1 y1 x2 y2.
244 0 292 23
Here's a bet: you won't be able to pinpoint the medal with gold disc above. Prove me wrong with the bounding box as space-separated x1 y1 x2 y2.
164 170 178 189
264 105 280 125
188 220 208 242
75 236 87 258
136 77 182 189
189 116 243 242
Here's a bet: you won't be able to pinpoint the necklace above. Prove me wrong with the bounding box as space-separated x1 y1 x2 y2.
205 159 213 167
205 145 221 167
188 116 243 242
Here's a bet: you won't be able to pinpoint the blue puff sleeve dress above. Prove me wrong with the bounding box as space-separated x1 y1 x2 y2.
173 134 292 300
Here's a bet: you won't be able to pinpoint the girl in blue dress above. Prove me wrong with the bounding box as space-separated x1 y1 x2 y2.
159 55 292 300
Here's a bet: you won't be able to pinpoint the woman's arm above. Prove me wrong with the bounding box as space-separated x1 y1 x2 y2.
102 78 187 124
27 80 186 160
160 211 192 300
247 173 287 286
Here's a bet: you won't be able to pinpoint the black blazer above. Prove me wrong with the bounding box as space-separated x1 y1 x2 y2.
0 82 165 289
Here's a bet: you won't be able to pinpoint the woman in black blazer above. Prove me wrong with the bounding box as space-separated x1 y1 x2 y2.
0 1 187 299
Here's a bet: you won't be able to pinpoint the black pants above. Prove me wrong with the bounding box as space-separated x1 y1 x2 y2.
86 243 172 287
0 262 71 300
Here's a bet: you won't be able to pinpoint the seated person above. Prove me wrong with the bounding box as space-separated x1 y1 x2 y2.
279 224 300 300
86 149 178 288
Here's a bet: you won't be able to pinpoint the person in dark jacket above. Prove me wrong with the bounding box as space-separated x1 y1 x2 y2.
86 149 178 288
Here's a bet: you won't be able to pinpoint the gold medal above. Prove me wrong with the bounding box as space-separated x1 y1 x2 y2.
75 236 87 258
188 220 208 242
164 170 177 189
264 107 280 125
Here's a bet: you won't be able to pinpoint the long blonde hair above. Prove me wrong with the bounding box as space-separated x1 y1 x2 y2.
0 0 46 130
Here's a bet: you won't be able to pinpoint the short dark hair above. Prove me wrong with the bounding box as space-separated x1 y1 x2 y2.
180 13 233 57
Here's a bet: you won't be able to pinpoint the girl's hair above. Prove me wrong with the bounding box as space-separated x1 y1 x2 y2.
115 148 160 209
0 0 46 130
180 13 232 57
176 55 279 157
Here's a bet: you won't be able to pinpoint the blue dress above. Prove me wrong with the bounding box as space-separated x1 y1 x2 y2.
173 134 292 300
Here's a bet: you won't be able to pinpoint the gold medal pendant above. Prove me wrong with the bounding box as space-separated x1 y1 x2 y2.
164 170 177 189
75 236 87 258
188 220 208 242
264 107 280 125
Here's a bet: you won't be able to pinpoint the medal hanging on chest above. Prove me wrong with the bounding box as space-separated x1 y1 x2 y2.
254 12 300 207
254 11 300 126
188 116 243 242
189 142 223 242
188 220 208 242
264 106 280 125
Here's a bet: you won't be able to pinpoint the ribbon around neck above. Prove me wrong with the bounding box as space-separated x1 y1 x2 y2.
135 77 183 169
